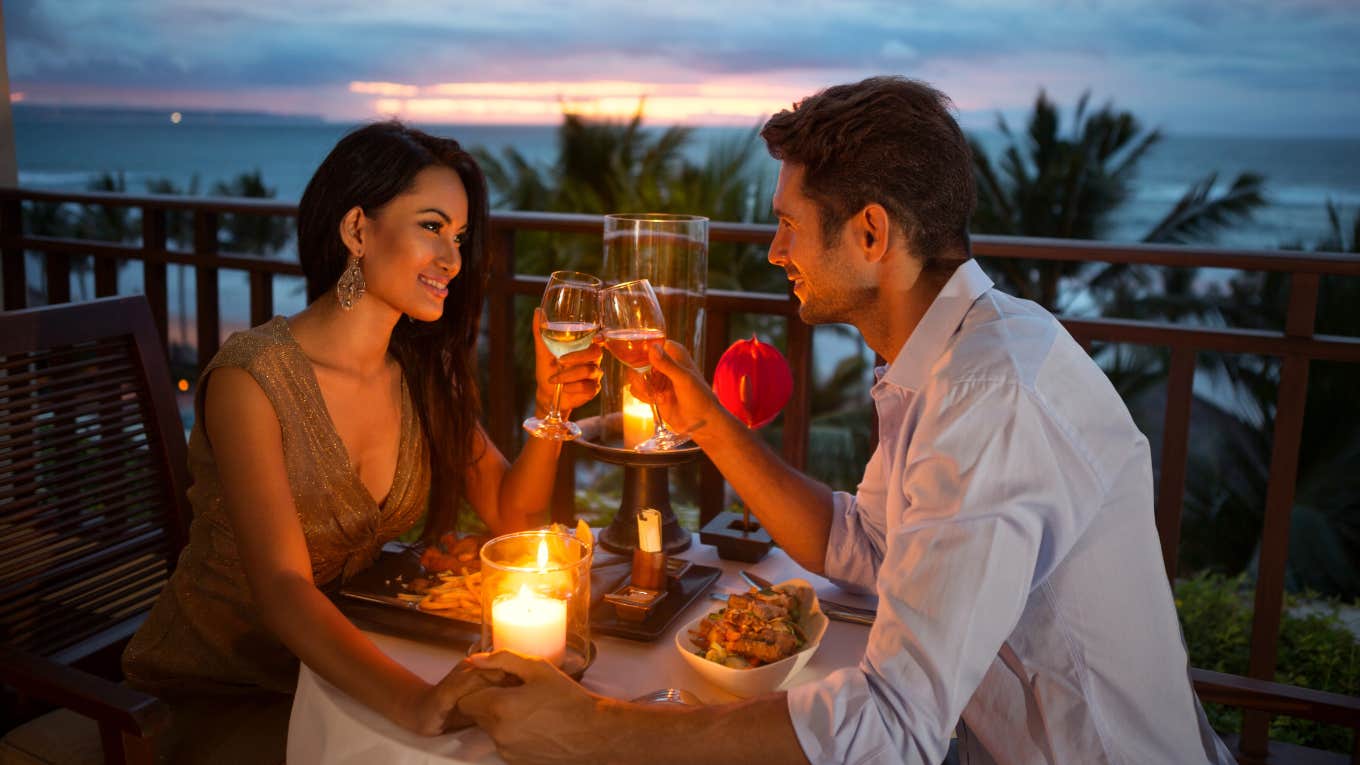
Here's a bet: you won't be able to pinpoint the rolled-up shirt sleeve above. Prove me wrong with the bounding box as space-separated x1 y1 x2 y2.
788 380 1104 765
823 448 889 594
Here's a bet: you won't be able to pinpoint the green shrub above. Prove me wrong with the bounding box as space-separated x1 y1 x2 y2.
1176 572 1359 753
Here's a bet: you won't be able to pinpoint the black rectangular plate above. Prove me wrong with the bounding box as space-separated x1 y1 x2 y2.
334 543 633 646
589 563 721 641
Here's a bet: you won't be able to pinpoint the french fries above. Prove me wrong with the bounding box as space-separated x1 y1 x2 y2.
416 569 483 622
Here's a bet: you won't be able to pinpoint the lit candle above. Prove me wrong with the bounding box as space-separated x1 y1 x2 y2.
622 384 655 449
490 540 567 665
491 585 567 665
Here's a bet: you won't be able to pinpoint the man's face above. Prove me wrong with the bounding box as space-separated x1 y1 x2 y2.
768 162 860 325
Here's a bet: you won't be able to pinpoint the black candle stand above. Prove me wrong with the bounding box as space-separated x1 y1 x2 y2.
571 416 699 555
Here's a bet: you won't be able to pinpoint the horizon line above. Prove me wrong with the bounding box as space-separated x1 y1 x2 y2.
11 100 1360 142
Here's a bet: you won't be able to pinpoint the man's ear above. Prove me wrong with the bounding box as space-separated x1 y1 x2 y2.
857 204 891 263
338 206 366 257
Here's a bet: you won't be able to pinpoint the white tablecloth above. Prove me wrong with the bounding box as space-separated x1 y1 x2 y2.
287 534 876 765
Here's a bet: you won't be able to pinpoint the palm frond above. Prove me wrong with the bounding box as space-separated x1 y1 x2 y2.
1143 172 1267 244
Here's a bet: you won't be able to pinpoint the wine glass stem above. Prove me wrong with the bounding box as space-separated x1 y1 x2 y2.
648 400 672 437
643 372 674 438
546 381 565 423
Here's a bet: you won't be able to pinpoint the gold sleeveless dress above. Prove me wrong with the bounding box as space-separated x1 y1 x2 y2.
122 316 430 698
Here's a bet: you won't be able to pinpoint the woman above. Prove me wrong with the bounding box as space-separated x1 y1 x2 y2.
121 122 601 760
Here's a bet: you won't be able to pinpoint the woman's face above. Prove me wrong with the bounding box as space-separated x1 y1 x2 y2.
354 165 469 322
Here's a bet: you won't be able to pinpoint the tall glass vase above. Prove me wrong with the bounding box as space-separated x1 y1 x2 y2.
599 213 709 447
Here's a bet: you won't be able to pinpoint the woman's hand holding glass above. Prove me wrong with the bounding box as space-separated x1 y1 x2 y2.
524 271 604 441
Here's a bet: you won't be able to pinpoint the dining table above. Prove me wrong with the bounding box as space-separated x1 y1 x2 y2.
286 532 877 765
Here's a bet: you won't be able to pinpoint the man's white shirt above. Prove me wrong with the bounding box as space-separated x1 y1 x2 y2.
786 259 1235 765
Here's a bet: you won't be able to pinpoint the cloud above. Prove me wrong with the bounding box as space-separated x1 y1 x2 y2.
6 0 1359 134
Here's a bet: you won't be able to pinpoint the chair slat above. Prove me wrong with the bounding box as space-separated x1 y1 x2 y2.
0 455 157 515
1 544 166 623
0 339 128 373
0 345 131 383
0 526 166 606
0 520 168 590
0 390 143 437
0 407 148 463
0 350 131 388
5 555 167 652
3 560 167 644
0 358 139 404
0 424 152 482
0 491 164 572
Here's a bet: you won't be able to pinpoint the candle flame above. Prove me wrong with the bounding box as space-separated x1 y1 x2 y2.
537 539 549 570
517 583 532 599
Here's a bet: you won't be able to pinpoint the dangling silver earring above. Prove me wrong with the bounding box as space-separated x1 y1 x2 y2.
336 255 365 310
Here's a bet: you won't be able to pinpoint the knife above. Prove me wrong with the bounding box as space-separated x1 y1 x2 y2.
710 591 875 627
739 570 878 621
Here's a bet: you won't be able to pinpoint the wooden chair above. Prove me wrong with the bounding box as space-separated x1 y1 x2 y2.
0 296 191 765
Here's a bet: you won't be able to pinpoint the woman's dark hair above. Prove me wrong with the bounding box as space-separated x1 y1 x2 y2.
297 121 490 541
760 76 976 270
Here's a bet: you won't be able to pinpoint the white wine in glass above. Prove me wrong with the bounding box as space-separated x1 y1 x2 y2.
600 279 689 451
523 271 601 441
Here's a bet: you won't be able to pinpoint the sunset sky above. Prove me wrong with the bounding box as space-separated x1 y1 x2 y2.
7 0 1360 136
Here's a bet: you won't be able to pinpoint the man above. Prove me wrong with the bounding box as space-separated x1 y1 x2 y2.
459 76 1234 765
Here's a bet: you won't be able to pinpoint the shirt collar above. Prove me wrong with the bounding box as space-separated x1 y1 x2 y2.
876 259 994 393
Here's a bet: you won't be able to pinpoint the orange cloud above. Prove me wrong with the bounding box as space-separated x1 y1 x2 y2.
353 79 809 125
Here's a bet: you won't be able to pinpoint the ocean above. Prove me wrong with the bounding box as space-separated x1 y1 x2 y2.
11 105 1360 384
15 105 1360 251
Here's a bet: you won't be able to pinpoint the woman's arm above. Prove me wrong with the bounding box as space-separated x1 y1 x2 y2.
463 309 603 534
205 366 486 735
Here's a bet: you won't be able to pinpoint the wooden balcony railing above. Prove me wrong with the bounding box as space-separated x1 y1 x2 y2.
2 187 1359 762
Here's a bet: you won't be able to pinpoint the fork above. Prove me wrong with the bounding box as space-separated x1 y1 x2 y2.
739 570 878 621
630 688 703 706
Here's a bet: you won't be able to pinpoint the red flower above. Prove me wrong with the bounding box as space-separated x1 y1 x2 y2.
712 335 793 429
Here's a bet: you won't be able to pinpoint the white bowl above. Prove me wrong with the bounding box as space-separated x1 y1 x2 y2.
674 578 829 698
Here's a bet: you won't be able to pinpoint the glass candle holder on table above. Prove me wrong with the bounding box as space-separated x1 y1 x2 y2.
477 531 593 678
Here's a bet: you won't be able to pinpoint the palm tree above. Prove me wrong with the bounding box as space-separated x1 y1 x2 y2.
970 90 1267 312
211 169 290 255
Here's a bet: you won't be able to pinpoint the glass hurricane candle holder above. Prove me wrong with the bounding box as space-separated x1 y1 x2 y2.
599 213 708 448
477 531 593 677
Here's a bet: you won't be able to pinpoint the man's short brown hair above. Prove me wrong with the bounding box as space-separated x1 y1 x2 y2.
761 76 976 268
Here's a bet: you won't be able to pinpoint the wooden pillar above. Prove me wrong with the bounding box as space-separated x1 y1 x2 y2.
0 4 16 188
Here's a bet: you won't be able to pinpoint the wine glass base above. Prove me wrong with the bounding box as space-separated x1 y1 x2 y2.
635 430 691 452
523 416 582 441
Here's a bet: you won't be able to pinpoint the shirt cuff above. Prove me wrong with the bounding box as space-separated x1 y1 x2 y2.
787 667 888 765
823 491 881 594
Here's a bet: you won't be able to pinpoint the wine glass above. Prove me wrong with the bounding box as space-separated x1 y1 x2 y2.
600 279 689 451
523 271 602 441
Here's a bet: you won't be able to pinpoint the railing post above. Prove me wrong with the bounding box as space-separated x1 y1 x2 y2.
549 449 576 525
782 314 812 471
193 211 220 369
1 195 24 310
93 251 118 298
140 207 169 350
249 270 273 327
1156 346 1196 583
1239 272 1319 761
486 226 518 456
44 247 70 306
93 199 118 298
699 308 731 525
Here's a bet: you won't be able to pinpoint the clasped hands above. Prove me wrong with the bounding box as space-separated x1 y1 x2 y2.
418 651 612 765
